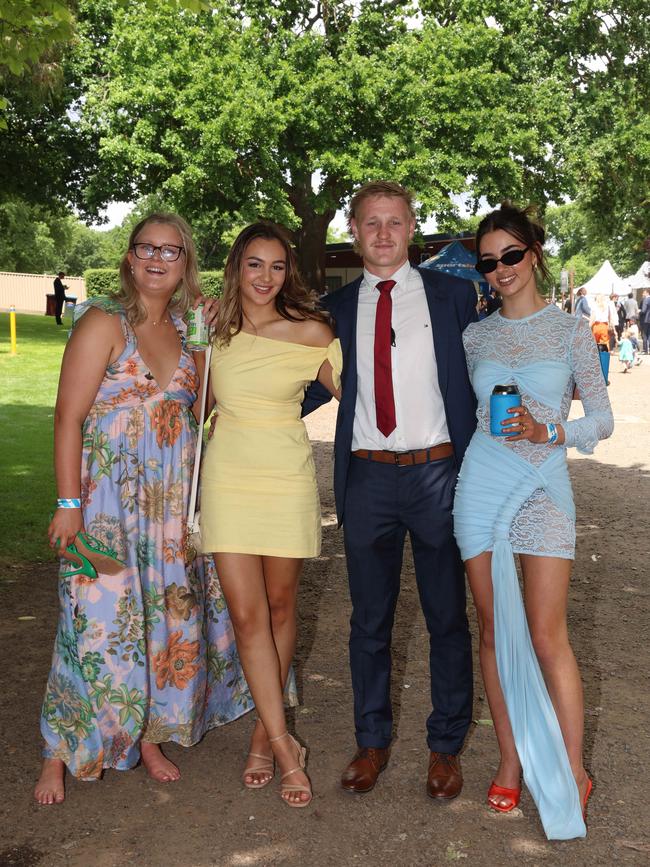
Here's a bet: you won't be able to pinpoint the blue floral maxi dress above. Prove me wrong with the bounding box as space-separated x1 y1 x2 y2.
40 298 252 779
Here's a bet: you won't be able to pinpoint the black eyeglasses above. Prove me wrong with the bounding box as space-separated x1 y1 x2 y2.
131 243 185 262
476 247 530 275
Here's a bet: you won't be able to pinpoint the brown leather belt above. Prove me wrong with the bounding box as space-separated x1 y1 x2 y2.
352 443 453 466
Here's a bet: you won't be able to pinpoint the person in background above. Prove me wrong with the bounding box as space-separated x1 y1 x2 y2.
623 291 639 325
53 272 68 326
627 319 642 360
618 329 635 371
612 294 626 342
573 287 591 321
486 287 502 315
454 203 614 839
640 289 650 354
589 294 615 349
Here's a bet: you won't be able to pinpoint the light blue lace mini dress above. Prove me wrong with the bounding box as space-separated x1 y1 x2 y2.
458 305 614 559
454 305 614 840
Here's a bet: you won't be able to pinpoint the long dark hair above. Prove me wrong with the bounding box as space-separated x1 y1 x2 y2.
212 221 329 347
476 202 551 285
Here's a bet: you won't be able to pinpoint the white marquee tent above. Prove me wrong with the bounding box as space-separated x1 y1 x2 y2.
622 261 650 291
577 260 624 296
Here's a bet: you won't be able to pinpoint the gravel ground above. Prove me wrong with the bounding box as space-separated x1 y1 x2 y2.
1 354 649 867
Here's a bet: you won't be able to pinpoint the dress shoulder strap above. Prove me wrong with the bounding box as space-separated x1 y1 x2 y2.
72 296 136 354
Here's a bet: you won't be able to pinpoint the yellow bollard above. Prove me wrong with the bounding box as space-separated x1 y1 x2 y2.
9 305 17 355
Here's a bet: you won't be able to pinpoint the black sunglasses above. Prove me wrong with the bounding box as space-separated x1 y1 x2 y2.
476 246 531 275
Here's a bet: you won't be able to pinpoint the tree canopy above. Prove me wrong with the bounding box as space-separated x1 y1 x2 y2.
75 0 583 287
1 1 648 287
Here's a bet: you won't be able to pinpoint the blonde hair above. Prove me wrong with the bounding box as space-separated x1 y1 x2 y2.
117 212 201 326
211 221 328 348
346 180 416 233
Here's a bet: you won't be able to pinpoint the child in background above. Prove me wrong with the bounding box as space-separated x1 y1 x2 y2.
628 321 642 356
618 330 635 372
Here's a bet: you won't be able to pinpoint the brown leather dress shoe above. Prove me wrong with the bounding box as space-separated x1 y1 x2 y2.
427 751 463 800
340 747 390 794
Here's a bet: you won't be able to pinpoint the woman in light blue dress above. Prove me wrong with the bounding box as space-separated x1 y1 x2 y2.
453 204 614 840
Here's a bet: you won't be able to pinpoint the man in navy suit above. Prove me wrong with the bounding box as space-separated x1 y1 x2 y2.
303 181 477 799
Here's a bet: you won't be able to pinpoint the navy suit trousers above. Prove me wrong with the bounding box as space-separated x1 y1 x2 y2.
343 453 473 753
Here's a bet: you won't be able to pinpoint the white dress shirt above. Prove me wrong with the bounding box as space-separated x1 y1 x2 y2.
352 261 450 451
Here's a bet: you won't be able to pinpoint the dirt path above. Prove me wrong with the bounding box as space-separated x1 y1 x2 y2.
1 359 649 867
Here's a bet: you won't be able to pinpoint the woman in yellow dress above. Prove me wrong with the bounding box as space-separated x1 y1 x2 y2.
201 222 340 808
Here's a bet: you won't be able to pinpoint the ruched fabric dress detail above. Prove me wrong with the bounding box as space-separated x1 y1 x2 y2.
453 305 613 840
201 332 341 558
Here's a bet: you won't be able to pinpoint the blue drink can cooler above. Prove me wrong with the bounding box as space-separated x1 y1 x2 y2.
490 385 521 436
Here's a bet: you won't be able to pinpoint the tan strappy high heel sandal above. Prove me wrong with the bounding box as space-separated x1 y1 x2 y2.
242 751 274 789
269 732 312 808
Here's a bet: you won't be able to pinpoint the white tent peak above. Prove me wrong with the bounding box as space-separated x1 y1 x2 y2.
622 260 650 290
578 260 623 296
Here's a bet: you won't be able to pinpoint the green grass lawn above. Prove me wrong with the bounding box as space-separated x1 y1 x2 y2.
0 311 70 568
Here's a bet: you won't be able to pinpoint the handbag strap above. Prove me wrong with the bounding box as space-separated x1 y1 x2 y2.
188 343 212 524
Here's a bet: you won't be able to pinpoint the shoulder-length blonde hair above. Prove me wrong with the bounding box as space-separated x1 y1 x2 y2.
212 221 328 347
117 212 202 326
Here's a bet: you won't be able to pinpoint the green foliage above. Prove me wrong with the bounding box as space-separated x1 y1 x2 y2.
84 268 120 297
76 1 580 288
546 202 645 281
3 1 647 290
0 312 68 568
326 226 351 244
0 197 119 274
0 1 73 78
199 271 223 298
0 199 58 272
84 267 223 298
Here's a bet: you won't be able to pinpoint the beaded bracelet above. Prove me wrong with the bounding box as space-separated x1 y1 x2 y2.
57 498 81 509
546 423 558 446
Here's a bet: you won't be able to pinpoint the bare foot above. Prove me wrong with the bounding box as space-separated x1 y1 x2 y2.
243 718 274 788
141 742 180 782
34 758 65 805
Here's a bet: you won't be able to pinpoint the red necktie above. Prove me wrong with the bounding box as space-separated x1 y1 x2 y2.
374 279 397 437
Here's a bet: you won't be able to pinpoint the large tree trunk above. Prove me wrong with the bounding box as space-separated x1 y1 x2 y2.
294 209 334 295
286 176 336 295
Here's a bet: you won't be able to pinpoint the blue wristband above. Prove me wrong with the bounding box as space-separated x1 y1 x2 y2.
57 498 81 509
546 423 558 445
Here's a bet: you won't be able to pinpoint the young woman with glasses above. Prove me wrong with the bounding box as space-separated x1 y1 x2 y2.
453 203 614 839
35 213 248 804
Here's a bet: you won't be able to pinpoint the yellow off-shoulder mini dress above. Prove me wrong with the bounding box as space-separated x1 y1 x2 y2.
200 331 341 558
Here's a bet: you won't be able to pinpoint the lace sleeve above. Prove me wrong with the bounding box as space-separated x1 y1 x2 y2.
564 318 614 454
462 323 479 377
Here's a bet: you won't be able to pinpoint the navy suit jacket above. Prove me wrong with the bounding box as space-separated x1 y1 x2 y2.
303 267 478 525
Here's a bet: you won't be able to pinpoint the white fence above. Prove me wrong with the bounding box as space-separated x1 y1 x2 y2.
0 272 87 315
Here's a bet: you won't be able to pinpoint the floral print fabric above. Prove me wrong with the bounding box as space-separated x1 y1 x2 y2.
41 297 252 778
